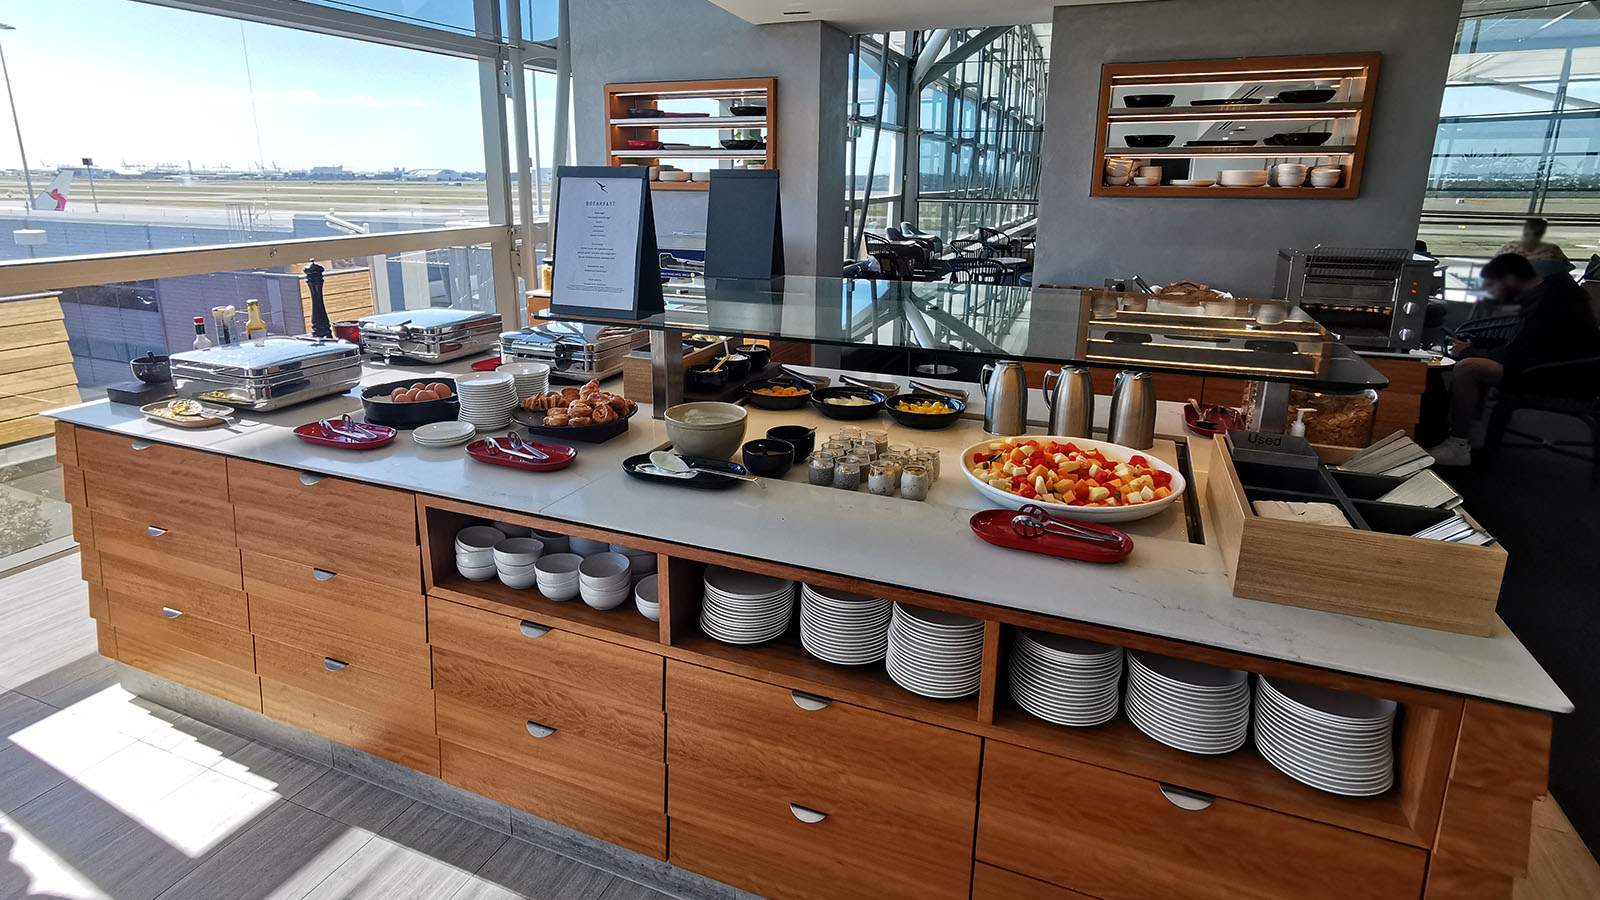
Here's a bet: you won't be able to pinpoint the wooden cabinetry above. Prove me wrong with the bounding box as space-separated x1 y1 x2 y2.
605 78 776 192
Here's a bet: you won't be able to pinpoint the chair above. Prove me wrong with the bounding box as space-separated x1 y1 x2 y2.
949 258 1008 285
1482 356 1600 485
899 221 945 255
863 232 917 281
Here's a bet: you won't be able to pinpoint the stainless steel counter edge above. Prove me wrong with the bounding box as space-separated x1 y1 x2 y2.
45 371 1571 713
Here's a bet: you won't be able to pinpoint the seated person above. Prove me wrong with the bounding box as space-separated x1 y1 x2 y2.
1494 217 1569 264
1428 253 1600 465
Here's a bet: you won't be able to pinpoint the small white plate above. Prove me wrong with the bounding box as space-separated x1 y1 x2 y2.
415 421 476 445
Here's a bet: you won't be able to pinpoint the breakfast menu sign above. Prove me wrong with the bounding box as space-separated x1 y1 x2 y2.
549 166 664 320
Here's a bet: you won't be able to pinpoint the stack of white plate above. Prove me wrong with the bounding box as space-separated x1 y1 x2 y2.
798 584 890 665
885 604 984 699
700 566 796 645
496 362 550 402
1008 631 1123 727
454 525 506 581
1125 652 1251 754
1254 677 1397 796
1218 169 1270 188
455 372 518 430
414 420 476 447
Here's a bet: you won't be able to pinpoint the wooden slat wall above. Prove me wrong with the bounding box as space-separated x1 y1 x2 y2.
293 266 376 325
0 297 80 445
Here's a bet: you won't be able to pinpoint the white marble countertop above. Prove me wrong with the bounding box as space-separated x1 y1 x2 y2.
48 359 1571 712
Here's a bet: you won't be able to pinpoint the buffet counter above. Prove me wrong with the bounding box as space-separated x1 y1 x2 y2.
46 356 1565 900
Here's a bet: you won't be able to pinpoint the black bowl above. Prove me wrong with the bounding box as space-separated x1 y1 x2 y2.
1277 88 1337 104
730 104 767 117
721 139 763 150
741 439 795 477
734 343 770 371
766 424 815 457
687 364 731 393
716 352 751 380
1124 134 1175 148
361 378 459 428
129 352 171 384
884 393 967 430
1266 131 1332 146
743 378 813 410
1124 93 1174 108
810 386 886 420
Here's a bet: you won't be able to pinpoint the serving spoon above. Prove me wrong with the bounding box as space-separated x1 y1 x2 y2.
648 450 763 488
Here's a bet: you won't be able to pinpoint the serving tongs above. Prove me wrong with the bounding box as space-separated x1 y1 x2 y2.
776 366 830 388
840 374 899 397
1012 503 1125 545
907 380 968 403
504 432 550 460
483 436 548 463
321 414 381 441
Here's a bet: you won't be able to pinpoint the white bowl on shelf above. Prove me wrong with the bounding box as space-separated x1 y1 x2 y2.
1218 169 1269 188
499 570 539 590
581 583 632 610
493 537 546 567
579 552 632 589
1170 178 1215 187
1132 176 1161 186
456 525 507 553
491 520 532 538
635 574 661 621
958 435 1186 524
569 536 612 557
456 558 497 582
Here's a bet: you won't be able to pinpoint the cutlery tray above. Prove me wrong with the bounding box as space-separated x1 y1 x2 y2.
1206 435 1505 635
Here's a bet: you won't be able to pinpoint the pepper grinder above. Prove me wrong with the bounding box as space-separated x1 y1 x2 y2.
305 259 332 339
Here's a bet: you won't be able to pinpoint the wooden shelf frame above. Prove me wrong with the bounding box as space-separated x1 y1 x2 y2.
604 78 777 193
1093 52 1380 200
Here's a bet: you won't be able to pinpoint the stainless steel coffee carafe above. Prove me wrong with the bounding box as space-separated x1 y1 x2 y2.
980 360 1028 435
1107 370 1156 449
1041 366 1094 438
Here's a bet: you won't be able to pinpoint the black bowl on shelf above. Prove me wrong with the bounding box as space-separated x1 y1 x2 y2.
1124 134 1175 148
1266 131 1333 146
730 104 767 117
687 364 731 393
1123 93 1174 108
766 424 815 457
720 138 764 150
734 342 771 371
360 378 459 428
512 403 637 443
884 393 967 430
810 386 886 420
715 352 751 380
1276 88 1337 104
743 378 813 410
741 439 795 477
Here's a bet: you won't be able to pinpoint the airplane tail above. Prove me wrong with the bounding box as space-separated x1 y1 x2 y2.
31 169 73 211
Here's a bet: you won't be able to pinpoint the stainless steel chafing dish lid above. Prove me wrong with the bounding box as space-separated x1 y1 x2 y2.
358 308 503 334
499 322 642 352
170 337 361 379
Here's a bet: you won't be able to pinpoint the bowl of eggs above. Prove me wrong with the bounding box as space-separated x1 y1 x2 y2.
360 377 459 428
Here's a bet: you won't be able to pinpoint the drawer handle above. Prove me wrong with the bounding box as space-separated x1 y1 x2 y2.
519 621 552 639
1159 783 1215 811
299 471 327 486
322 657 350 673
160 607 183 620
146 526 168 537
790 690 832 711
525 721 557 739
312 568 337 582
788 803 827 824
130 439 154 451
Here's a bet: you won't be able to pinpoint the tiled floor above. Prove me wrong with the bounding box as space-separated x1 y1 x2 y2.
0 555 675 900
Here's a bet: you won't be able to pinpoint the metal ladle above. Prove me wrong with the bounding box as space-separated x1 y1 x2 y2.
649 450 763 488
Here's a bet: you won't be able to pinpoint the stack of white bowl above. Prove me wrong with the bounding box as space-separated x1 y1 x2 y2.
1254 677 1397 796
1310 165 1343 188
569 536 612 557
455 525 506 581
496 362 550 402
635 574 661 621
578 552 632 610
1007 631 1123 727
884 603 985 699
1104 158 1135 186
1125 651 1251 755
532 530 571 554
798 584 891 665
700 566 796 645
1272 163 1308 187
610 543 657 584
493 537 545 589
534 553 583 600
1218 169 1270 188
455 372 519 430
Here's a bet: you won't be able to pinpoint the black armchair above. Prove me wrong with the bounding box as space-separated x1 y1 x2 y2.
1482 355 1600 484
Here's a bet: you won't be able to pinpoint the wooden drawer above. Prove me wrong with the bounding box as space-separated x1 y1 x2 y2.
976 741 1427 900
973 863 1097 900
107 590 256 671
76 429 233 539
668 768 970 900
261 676 439 776
93 512 243 591
243 551 428 689
98 553 249 630
228 459 419 592
254 637 432 727
433 647 660 761
116 626 261 711
427 598 661 701
441 739 665 859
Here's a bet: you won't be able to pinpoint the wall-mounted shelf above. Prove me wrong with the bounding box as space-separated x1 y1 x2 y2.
605 78 777 192
1093 53 1379 200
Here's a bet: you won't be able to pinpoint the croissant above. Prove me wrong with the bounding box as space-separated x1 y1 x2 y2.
561 387 581 401
544 411 570 426
580 379 601 395
591 403 617 423
521 393 556 411
569 416 594 426
567 401 593 417
605 394 630 413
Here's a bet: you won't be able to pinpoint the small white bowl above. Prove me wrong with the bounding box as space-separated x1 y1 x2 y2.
569 536 612 557
539 577 580 601
579 552 631 586
492 520 533 538
499 571 539 590
636 598 661 621
635 574 659 604
1132 176 1160 186
532 530 571 554
534 552 584 578
457 549 494 569
456 525 507 552
494 537 546 567
456 560 497 582
581 584 632 610
495 560 541 577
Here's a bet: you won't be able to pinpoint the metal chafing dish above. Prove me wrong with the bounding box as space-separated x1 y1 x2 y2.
499 322 648 382
358 308 504 363
169 337 362 411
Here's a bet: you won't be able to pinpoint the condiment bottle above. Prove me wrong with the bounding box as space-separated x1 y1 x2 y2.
191 316 212 351
244 299 268 345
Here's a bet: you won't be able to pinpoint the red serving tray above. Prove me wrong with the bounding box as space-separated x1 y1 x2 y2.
969 509 1133 564
471 357 504 372
465 438 577 472
292 420 396 450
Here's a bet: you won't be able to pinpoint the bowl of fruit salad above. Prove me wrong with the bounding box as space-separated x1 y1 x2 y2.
961 435 1185 523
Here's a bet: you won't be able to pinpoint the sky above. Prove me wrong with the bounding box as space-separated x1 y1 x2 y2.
0 0 561 173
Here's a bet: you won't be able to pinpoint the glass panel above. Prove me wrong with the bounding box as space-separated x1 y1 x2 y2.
300 0 477 34
0 1 488 262
519 0 559 42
